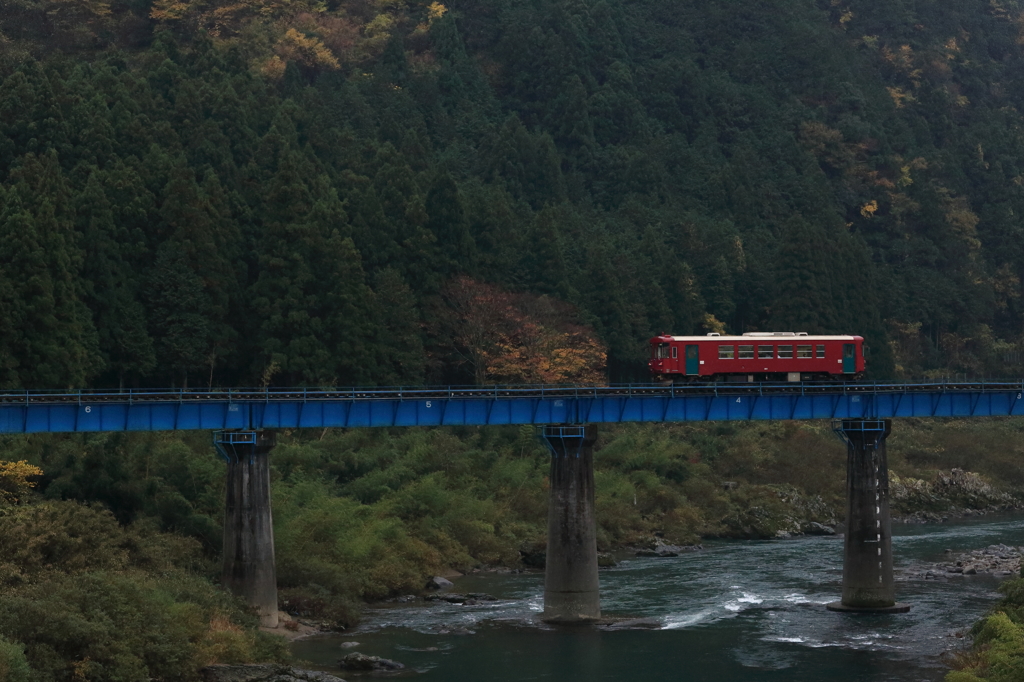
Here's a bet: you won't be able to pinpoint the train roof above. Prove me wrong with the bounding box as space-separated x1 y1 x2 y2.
651 333 862 342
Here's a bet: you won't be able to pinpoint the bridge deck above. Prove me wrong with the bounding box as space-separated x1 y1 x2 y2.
2 382 1023 433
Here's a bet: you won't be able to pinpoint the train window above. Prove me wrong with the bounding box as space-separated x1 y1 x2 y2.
816 344 825 358
672 346 678 359
758 345 773 359
778 345 793 359
844 345 855 358
797 344 812 359
738 345 754 359
656 343 670 359
719 345 735 359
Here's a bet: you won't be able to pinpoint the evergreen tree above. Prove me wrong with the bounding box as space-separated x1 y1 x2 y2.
0 194 100 388
425 171 475 275
770 217 838 333
370 268 426 386
75 171 155 387
249 157 378 386
147 244 213 388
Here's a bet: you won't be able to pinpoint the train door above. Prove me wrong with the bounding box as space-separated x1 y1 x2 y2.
842 344 856 374
685 345 700 376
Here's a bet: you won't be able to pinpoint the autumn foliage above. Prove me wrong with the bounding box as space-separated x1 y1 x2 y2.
438 277 606 385
0 460 42 505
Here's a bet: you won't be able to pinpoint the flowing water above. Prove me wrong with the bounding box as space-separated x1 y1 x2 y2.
292 515 1024 681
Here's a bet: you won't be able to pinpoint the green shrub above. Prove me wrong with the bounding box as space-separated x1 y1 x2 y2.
0 500 286 681
0 570 287 682
0 636 31 682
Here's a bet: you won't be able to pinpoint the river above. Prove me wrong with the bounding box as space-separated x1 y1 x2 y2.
292 515 1024 681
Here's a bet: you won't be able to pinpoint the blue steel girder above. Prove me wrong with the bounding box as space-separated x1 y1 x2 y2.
3 382 1024 433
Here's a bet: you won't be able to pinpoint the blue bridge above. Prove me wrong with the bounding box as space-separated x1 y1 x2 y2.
6 381 1020 621
2 381 1023 433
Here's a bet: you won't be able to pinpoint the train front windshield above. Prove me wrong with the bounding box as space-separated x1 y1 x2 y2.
654 343 670 359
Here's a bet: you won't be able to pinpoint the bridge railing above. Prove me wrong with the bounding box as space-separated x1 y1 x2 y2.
4 380 1024 405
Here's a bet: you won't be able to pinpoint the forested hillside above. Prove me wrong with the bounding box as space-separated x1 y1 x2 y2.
5 0 1024 388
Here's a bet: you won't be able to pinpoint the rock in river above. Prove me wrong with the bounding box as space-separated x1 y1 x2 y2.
201 665 346 682
425 575 454 589
338 653 405 671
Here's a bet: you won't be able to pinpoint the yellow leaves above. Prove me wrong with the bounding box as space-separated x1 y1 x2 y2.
150 0 197 22
886 86 916 108
859 200 878 218
0 460 43 505
827 0 853 29
364 12 395 37
72 0 112 17
276 27 341 70
427 1 447 22
701 313 727 335
897 158 927 187
882 44 918 73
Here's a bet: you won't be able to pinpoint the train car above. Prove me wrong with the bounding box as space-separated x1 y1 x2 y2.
648 332 866 382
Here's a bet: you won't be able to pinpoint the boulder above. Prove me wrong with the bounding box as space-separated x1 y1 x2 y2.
802 522 836 536
597 553 618 567
338 653 404 671
201 665 346 682
425 576 454 590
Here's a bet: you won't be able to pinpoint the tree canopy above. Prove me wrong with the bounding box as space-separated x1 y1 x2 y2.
3 0 1024 385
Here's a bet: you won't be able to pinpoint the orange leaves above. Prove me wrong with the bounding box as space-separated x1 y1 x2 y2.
485 325 606 386
440 277 607 385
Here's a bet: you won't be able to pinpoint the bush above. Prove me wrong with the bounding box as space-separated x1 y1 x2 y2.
0 635 31 682
0 500 287 681
947 578 1024 682
0 570 288 682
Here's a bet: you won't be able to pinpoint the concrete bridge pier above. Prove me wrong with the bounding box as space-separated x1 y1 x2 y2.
828 419 909 614
215 430 279 627
540 425 601 623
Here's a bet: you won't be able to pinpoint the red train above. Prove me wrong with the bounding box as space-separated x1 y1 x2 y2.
648 332 866 382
